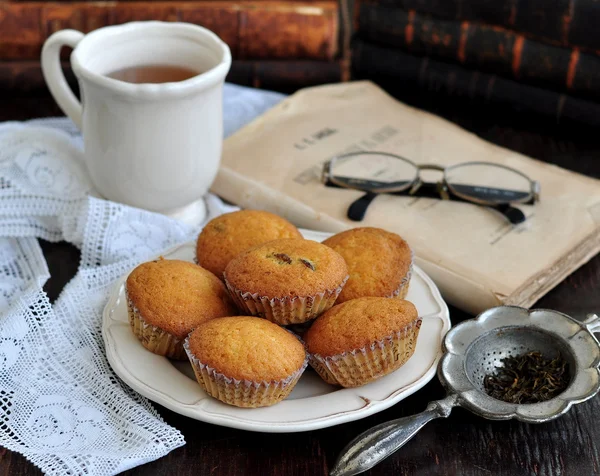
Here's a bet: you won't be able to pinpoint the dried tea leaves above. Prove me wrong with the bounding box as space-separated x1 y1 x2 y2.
483 351 569 404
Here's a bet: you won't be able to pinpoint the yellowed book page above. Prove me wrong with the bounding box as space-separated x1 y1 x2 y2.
213 81 600 314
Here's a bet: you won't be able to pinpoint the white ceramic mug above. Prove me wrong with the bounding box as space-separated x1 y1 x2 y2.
41 21 232 224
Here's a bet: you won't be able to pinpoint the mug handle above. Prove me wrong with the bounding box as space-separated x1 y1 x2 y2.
41 30 85 130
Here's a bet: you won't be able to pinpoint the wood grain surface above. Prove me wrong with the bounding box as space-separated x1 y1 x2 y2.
1 91 599 476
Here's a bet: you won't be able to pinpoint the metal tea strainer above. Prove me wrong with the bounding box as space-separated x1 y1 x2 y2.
330 306 600 476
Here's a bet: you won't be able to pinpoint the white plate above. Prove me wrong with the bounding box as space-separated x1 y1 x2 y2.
102 229 450 433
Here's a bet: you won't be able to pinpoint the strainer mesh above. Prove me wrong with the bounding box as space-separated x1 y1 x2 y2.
464 326 574 393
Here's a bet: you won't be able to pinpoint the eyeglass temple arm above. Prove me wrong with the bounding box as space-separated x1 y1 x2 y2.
346 183 446 221
346 187 526 224
490 204 526 224
347 192 377 222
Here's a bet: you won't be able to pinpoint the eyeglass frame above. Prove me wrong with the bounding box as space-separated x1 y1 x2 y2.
321 151 541 223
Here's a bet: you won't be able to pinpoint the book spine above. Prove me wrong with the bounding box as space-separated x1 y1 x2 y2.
7 0 324 2
0 59 345 94
351 38 600 128
0 1 339 61
358 0 600 54
356 5 600 102
229 59 345 92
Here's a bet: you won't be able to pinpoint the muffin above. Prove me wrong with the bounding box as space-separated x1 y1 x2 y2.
196 210 302 279
126 259 237 360
304 297 421 387
184 316 308 407
224 239 349 325
322 227 413 303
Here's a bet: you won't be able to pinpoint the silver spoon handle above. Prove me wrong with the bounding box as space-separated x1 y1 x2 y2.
330 395 457 476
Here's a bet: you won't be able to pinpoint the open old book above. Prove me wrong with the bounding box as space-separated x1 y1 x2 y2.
212 81 600 315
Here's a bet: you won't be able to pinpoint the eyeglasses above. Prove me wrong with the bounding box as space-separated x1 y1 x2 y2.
321 151 540 224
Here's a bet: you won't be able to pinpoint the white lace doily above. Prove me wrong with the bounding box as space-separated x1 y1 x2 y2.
0 83 284 475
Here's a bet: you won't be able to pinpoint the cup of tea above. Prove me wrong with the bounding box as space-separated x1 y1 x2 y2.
41 21 232 224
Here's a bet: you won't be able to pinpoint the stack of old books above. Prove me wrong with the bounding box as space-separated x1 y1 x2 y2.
0 0 348 94
351 0 600 126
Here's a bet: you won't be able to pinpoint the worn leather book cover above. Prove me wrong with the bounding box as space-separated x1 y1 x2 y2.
212 81 600 315
351 39 600 128
355 4 600 102
227 59 347 91
357 0 600 54
0 1 339 60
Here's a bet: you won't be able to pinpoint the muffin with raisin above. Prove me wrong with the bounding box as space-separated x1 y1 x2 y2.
223 239 348 325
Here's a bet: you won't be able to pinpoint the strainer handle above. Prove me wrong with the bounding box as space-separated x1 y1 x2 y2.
329 395 457 476
584 314 600 334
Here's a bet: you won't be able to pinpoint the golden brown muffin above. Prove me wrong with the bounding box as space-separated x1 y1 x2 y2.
304 297 421 387
195 210 302 279
185 316 308 407
223 239 349 325
126 258 237 360
322 227 413 303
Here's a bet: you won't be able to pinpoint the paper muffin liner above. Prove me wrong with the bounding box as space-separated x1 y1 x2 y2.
126 291 187 360
224 275 349 325
184 338 309 408
389 263 413 299
308 317 422 387
389 248 414 300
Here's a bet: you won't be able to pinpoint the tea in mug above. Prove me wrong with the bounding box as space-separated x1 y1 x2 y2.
107 65 200 83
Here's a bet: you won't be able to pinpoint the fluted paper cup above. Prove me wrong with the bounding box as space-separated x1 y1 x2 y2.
308 318 422 387
184 338 308 407
126 292 187 360
224 275 349 325
390 262 413 299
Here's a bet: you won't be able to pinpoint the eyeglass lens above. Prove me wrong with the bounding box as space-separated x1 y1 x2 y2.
330 153 418 191
445 163 532 204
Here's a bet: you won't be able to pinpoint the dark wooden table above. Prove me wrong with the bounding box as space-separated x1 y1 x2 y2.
1 90 600 476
